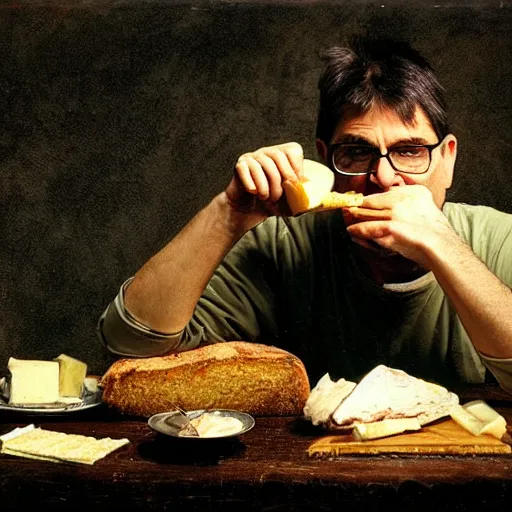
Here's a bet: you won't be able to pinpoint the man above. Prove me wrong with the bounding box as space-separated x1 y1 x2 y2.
98 38 512 391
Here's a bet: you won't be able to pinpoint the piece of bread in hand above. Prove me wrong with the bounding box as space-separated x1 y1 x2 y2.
283 159 363 215
100 342 310 418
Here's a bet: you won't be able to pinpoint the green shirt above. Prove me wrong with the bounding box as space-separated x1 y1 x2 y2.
99 203 512 390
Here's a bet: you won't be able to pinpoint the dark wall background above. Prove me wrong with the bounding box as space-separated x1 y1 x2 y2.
1 0 511 374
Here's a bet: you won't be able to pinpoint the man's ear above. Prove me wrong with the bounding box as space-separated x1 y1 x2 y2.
316 138 328 164
441 134 457 189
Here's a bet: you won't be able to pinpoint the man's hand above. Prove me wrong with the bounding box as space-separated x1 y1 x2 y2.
224 142 304 231
346 185 457 268
122 143 304 335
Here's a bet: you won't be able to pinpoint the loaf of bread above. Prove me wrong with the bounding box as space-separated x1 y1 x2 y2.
100 342 310 417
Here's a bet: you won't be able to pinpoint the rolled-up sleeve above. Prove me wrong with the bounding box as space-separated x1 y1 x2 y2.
97 218 285 358
480 353 512 394
97 279 203 357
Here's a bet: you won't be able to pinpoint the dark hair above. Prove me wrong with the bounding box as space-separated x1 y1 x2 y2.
315 37 449 144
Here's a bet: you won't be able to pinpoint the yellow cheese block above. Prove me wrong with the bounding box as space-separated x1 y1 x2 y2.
7 358 60 404
54 354 87 397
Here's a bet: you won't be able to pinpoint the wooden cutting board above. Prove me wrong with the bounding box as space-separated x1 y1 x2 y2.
308 419 512 457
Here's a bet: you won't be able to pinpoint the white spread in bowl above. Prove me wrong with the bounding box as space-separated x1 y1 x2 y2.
181 412 244 438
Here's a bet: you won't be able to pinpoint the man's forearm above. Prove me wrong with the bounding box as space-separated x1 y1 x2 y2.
427 235 512 359
124 192 253 334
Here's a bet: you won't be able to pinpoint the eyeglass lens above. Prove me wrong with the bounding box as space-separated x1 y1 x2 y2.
333 145 432 174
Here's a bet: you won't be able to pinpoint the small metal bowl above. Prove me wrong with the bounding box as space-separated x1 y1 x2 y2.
148 409 255 440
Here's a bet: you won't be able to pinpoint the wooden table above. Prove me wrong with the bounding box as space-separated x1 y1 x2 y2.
1 385 511 511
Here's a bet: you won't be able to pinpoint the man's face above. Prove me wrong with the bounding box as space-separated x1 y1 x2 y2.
316 105 457 209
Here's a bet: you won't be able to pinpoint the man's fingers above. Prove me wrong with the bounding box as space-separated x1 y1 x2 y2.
232 142 304 213
247 160 271 200
266 148 299 183
348 222 401 257
235 156 281 201
256 153 285 202
235 158 257 194
361 185 433 211
235 143 305 201
348 207 392 221
346 220 392 239
360 193 389 210
282 142 304 180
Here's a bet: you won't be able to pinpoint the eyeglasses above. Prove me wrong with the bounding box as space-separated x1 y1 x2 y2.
328 138 445 176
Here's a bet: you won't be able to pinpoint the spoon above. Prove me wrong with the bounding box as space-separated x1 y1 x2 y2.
164 403 202 437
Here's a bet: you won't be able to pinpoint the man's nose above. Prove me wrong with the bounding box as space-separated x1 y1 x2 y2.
368 155 405 189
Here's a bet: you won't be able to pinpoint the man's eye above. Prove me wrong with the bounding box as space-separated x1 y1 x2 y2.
392 146 425 158
343 146 374 158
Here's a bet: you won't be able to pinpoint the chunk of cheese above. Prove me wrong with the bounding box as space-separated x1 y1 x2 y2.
463 400 507 439
450 404 487 436
303 373 356 426
7 358 60 404
283 160 334 215
54 354 87 397
450 402 508 439
352 417 422 441
282 159 363 216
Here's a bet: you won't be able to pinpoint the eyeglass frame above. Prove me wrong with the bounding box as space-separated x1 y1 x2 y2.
327 137 446 176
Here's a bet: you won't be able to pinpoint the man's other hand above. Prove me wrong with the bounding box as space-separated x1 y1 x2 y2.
346 185 457 268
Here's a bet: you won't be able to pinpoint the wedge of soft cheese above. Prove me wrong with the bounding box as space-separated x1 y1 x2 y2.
54 354 87 397
463 400 507 439
353 417 422 441
8 357 60 404
303 373 356 426
331 365 459 428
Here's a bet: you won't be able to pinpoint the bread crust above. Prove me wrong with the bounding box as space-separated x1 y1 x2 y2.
318 191 363 210
100 342 310 417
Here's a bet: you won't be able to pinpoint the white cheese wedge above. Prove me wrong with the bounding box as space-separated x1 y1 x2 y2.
54 354 87 397
352 417 422 441
303 373 356 426
8 358 60 404
331 365 459 428
463 400 507 439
